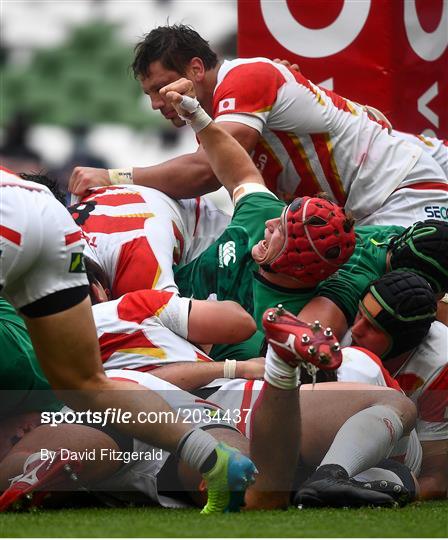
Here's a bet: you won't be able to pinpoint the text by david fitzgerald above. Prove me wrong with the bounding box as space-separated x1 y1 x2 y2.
41 448 163 465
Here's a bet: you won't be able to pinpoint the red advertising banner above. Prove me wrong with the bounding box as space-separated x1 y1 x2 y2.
238 0 448 138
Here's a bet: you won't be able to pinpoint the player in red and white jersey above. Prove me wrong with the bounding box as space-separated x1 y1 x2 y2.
69 184 229 299
392 130 448 180
69 25 448 228
350 271 448 499
86 258 256 372
0 168 260 515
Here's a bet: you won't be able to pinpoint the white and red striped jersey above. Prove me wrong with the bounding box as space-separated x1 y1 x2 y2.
69 185 228 299
337 346 402 391
212 58 430 221
392 130 448 179
0 168 88 308
93 289 213 372
391 322 448 442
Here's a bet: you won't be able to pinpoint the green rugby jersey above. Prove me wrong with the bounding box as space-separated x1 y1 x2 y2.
176 192 404 359
316 224 404 324
0 299 59 418
175 192 286 314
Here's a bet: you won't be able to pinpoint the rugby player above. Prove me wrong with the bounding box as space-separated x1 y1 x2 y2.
69 25 448 228
0 167 257 514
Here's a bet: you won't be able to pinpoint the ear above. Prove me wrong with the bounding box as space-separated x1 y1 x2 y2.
90 282 110 304
90 282 103 305
186 57 206 82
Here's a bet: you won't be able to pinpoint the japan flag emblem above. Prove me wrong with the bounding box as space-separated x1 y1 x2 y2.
218 98 236 112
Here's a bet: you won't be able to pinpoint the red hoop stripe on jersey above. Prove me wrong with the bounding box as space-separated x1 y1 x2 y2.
82 186 127 201
117 289 173 325
318 87 355 115
393 182 448 193
81 214 153 234
82 192 146 207
99 329 159 364
64 230 82 246
237 380 255 436
274 131 322 198
417 365 448 423
113 237 161 298
0 225 22 246
310 133 346 205
253 138 284 194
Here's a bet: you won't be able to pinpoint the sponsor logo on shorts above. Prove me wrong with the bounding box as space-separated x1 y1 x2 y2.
424 205 448 220
218 241 236 268
69 252 86 273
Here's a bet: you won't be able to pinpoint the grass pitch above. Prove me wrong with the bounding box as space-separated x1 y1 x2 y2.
1 501 447 537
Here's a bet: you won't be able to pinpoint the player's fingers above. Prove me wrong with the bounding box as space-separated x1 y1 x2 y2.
68 166 82 191
160 77 194 97
164 90 184 105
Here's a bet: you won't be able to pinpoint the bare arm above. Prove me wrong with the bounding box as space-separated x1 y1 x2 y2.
298 296 349 341
160 79 264 197
188 299 256 345
418 440 448 499
151 358 265 392
436 297 448 327
69 122 260 199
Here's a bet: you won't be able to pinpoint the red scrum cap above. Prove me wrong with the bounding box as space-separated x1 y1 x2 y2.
269 197 356 285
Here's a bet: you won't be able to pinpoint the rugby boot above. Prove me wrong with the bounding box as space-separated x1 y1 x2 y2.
293 464 395 508
350 478 411 506
262 305 342 371
0 449 82 511
201 442 257 514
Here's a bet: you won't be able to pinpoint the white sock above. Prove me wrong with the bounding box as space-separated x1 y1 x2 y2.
319 405 404 477
176 428 218 473
264 345 300 390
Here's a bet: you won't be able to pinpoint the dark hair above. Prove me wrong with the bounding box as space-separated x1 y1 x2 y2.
19 172 67 207
84 256 110 304
132 24 218 79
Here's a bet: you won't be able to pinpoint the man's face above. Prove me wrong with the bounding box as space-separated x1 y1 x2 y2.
351 293 391 357
251 214 286 267
139 61 186 127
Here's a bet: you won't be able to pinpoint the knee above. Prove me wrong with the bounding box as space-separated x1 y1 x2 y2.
377 392 417 434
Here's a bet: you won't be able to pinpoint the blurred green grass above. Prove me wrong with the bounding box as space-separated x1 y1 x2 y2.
2 501 447 537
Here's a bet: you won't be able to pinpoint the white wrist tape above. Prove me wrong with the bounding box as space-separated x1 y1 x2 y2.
223 359 237 379
264 346 300 390
178 95 212 134
108 168 134 185
232 183 277 205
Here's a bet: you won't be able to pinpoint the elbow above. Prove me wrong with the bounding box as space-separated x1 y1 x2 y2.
223 302 257 343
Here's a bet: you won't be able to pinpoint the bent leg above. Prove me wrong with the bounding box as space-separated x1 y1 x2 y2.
299 382 416 468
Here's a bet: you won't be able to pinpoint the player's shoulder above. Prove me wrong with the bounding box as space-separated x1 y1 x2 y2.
354 224 404 244
410 322 448 373
216 57 291 88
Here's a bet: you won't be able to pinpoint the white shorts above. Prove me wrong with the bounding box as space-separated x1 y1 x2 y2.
359 151 448 227
0 181 87 309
